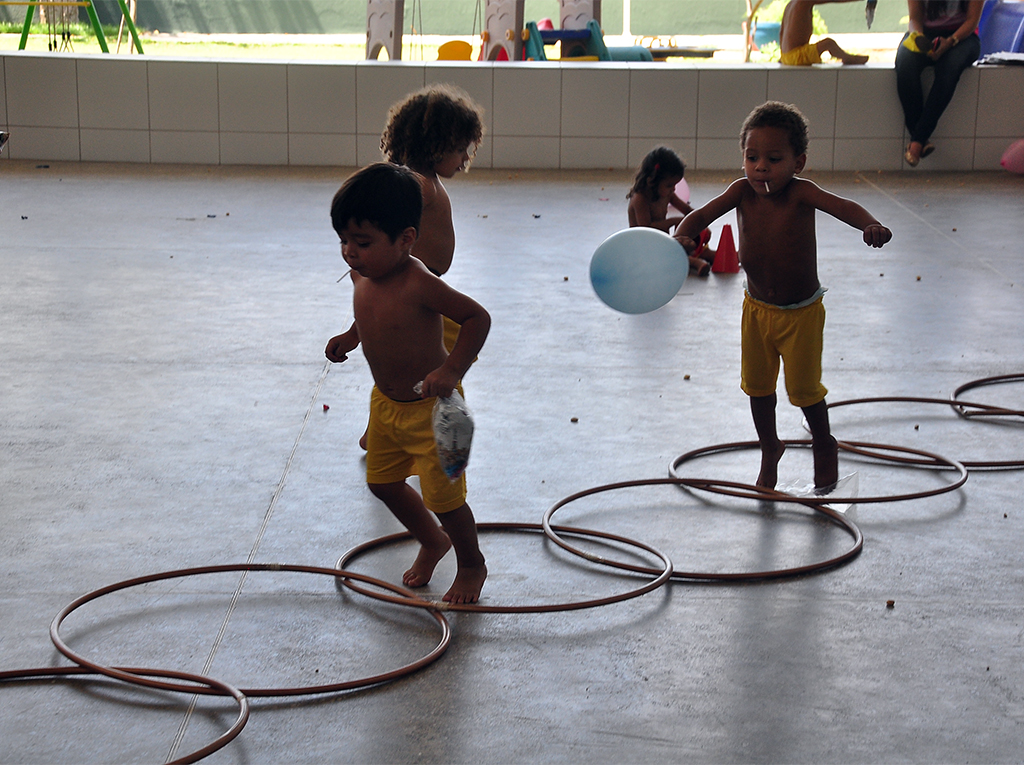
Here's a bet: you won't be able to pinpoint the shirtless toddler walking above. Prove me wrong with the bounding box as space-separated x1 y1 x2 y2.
325 163 489 604
676 102 891 491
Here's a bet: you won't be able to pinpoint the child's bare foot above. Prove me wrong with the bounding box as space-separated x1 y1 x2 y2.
841 53 869 65
757 440 786 489
813 435 839 493
689 255 710 276
443 563 487 604
403 536 452 588
358 429 368 451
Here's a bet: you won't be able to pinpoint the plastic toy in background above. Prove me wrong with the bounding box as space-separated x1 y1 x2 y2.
1001 139 1024 174
710 224 740 274
437 40 473 60
590 228 689 314
674 177 691 205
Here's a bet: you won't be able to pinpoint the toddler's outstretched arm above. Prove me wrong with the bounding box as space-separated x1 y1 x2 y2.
802 181 892 248
674 180 745 250
325 322 359 363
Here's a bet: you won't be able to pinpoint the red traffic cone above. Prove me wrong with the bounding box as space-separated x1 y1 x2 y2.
711 224 740 274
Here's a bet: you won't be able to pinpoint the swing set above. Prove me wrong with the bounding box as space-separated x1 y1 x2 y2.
4 0 144 54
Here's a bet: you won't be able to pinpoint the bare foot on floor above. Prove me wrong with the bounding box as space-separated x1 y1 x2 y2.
757 440 786 489
403 536 451 588
443 563 487 605
813 435 839 493
841 53 869 65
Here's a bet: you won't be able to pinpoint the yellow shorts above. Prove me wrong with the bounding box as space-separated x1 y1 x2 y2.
443 315 460 354
780 43 822 66
741 292 827 408
365 386 467 513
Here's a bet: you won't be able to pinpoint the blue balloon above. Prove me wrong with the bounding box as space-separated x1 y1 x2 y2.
590 228 689 314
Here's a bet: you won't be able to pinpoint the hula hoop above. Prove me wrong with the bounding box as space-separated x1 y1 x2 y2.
828 395 1024 470
669 439 968 504
335 522 673 613
542 476 863 582
952 374 1024 419
50 563 450 697
0 665 248 765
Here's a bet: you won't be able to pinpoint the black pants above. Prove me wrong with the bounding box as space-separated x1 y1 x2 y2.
895 31 980 145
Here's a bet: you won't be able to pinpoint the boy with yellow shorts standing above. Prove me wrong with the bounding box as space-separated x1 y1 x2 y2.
325 163 490 604
676 102 891 492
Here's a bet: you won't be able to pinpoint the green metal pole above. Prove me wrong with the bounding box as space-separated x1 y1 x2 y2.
18 1 35 50
85 0 110 53
113 0 144 53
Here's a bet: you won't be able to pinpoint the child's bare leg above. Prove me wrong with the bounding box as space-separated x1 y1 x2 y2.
817 38 868 65
750 394 786 489
436 503 487 604
368 481 451 587
802 399 838 491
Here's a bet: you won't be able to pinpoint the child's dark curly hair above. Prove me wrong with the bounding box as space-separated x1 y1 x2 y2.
740 101 809 157
380 83 485 170
627 146 686 200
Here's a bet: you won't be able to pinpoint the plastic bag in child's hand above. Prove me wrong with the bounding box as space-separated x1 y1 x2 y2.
415 383 474 481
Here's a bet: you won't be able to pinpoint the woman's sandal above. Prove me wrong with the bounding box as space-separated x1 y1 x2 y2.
921 143 935 159
904 145 920 167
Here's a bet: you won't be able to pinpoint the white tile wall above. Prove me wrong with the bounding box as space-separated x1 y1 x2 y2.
697 69 768 139
219 62 288 133
696 137 744 172
148 60 219 132
918 137 976 171
833 137 905 171
560 65 629 138
287 64 356 135
977 66 1024 138
151 130 219 164
561 136 628 168
628 68 699 140
8 126 80 161
6 55 79 128
355 62 425 136
1 53 1019 172
491 135 560 167
1 57 8 160
803 137 835 172
81 128 150 162
77 58 149 130
834 67 903 139
289 133 357 167
1 56 7 126
767 67 837 139
975 137 1015 170
220 131 288 165
493 64 561 137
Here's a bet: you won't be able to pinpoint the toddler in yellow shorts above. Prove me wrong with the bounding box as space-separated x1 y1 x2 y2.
741 289 828 408
365 385 467 514
780 43 822 66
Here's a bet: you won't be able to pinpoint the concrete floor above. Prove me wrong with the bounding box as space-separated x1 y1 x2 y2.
2 160 1024 764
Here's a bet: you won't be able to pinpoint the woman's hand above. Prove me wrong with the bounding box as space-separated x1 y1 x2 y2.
928 35 956 60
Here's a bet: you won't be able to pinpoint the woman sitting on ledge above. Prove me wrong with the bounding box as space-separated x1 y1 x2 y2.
896 0 983 167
